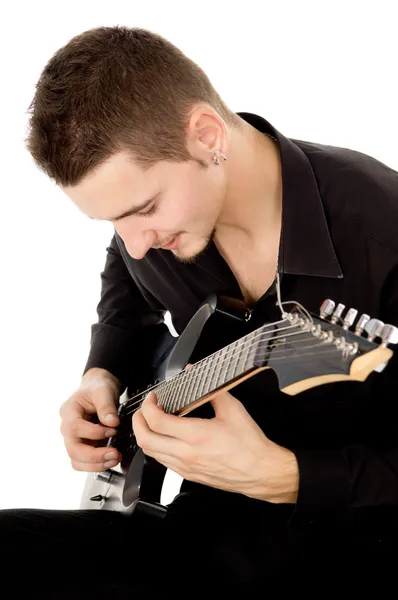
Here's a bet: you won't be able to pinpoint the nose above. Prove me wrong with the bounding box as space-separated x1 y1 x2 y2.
115 226 156 260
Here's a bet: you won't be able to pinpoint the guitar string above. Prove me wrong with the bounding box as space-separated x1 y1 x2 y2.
122 316 291 407
111 272 356 440
120 321 352 415
122 320 307 410
110 341 357 447
122 280 345 413
120 334 317 417
112 339 355 448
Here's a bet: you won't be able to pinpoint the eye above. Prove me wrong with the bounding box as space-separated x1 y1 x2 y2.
137 203 158 218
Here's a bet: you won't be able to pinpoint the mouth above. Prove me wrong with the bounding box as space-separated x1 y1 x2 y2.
160 234 181 250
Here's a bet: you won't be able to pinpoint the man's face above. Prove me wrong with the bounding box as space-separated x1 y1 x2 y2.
62 149 227 263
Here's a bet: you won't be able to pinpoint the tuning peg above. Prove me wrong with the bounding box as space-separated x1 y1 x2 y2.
319 299 335 319
343 308 358 330
380 324 398 347
354 314 370 336
330 303 345 324
364 318 385 342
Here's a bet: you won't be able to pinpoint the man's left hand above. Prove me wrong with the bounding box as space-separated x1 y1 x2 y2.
132 389 299 503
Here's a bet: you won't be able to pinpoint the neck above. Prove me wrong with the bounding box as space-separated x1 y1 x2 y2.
216 119 282 246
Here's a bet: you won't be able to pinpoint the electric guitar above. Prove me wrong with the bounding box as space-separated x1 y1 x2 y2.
80 295 398 518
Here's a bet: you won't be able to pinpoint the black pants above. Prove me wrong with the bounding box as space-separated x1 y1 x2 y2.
0 497 293 598
1 499 397 598
1 331 397 596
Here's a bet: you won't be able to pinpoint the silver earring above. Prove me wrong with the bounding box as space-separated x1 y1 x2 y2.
213 150 227 166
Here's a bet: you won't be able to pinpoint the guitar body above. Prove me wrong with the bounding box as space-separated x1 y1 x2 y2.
80 295 257 516
80 294 396 517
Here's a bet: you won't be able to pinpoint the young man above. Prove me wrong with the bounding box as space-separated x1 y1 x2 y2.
2 25 398 595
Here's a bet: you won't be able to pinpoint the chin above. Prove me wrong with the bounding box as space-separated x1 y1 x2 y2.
172 234 212 264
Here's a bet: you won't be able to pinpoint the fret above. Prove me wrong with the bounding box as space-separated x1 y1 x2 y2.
215 343 227 385
192 357 203 400
211 348 221 391
160 371 176 414
160 330 264 415
162 381 174 413
242 335 251 372
167 376 181 414
216 345 229 388
154 385 165 406
174 369 191 411
212 347 225 391
220 345 229 385
249 327 263 368
235 338 246 373
203 355 213 396
207 353 219 394
225 343 235 382
155 379 169 413
172 369 190 413
155 384 168 411
173 372 189 413
228 342 237 380
228 338 248 379
233 338 244 379
237 335 250 375
248 331 259 369
184 369 197 407
154 385 163 405
171 379 182 413
170 373 184 413
181 368 196 411
198 356 211 398
190 363 202 405
214 346 225 389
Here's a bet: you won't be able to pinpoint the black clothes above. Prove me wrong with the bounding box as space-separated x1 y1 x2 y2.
2 112 398 596
84 112 398 514
1 501 397 598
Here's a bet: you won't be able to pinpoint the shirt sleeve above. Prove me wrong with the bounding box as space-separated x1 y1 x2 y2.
82 234 168 392
292 264 398 514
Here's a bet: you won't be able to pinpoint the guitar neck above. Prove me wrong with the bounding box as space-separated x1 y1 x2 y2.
155 328 262 415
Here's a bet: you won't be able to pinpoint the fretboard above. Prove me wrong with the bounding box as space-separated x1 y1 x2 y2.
154 329 260 414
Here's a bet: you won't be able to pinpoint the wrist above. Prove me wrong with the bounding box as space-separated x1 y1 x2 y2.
256 446 299 504
275 449 299 503
82 367 121 391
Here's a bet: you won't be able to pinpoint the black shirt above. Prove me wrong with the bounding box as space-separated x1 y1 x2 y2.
83 112 398 517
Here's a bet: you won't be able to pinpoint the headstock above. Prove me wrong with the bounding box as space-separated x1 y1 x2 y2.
254 299 398 395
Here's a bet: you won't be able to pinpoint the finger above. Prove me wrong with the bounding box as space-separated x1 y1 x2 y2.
133 407 187 457
140 392 206 441
64 438 122 465
209 390 242 419
60 418 117 441
92 387 120 427
59 400 85 423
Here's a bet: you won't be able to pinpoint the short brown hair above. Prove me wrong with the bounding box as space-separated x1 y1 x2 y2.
25 25 241 187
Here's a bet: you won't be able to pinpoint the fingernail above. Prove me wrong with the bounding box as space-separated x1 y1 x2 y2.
105 414 117 423
104 460 118 469
105 452 118 461
104 429 116 437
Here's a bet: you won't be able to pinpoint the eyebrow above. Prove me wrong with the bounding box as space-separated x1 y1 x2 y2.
89 193 159 222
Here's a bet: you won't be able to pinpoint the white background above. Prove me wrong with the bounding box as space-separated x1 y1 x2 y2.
0 0 397 510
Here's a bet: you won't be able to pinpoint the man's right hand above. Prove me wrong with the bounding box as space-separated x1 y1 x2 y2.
59 368 123 472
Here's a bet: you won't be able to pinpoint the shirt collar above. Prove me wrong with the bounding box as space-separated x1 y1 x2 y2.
237 112 343 279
